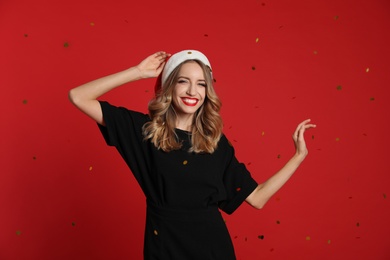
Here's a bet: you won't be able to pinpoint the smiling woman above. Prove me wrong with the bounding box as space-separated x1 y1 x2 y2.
68 50 315 260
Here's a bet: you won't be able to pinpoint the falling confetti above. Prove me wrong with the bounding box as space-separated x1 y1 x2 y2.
33 156 37 160
258 235 265 240
270 248 274 252
89 166 93 171
370 97 375 101
16 230 22 236
236 187 241 192
72 222 76 226
336 85 342 91
256 37 259 43
154 230 158 236
276 220 280 224
22 99 28 104
90 22 95 26
335 137 340 142
277 154 281 159
327 240 331 244
252 66 256 70
313 50 318 55
306 236 311 241
183 160 188 165
64 42 70 48
312 135 314 140
334 15 339 20
356 222 360 227
366 68 370 73
384 193 387 199
24 34 28 37
204 34 209 37
261 131 265 136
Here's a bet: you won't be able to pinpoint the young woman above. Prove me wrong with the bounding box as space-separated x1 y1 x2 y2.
69 50 316 259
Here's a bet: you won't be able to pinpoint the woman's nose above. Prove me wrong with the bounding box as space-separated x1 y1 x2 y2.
186 83 196 96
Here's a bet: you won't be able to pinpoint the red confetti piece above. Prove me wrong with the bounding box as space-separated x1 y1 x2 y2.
356 222 360 227
89 166 93 171
306 236 311 241
71 222 76 226
277 154 281 159
384 194 387 199
64 42 70 48
276 220 280 224
365 68 370 72
33 156 37 160
334 15 339 20
258 235 265 240
252 66 256 70
24 34 28 37
236 187 241 192
90 22 95 26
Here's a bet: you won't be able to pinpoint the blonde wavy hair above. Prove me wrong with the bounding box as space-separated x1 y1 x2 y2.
142 60 223 153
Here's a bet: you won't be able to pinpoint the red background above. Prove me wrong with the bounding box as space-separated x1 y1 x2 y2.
1 0 390 259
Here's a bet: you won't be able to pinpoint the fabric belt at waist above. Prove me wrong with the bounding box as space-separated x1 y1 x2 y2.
146 200 221 222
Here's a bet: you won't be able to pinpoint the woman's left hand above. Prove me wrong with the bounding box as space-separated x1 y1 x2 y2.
292 119 316 158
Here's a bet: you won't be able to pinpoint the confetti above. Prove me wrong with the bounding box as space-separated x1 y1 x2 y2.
33 156 37 160
154 230 158 236
64 42 70 48
312 135 314 140
256 37 259 43
89 166 93 171
327 239 331 244
252 66 256 70
334 15 339 20
306 236 311 241
204 34 209 37
335 137 340 142
183 160 188 165
336 85 342 91
277 154 281 159
24 34 28 37
258 235 265 240
16 230 22 236
356 222 360 227
313 50 318 55
370 97 375 101
22 99 28 104
261 131 265 136
90 22 95 26
72 222 76 226
384 193 387 199
236 187 241 192
270 248 274 252
366 68 370 73
276 220 281 224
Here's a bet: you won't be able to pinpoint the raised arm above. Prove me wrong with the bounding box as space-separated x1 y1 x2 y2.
68 51 170 125
245 119 316 209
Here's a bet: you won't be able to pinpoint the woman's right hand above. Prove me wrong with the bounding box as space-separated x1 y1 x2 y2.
136 51 171 79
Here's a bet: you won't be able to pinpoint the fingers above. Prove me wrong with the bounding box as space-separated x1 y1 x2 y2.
293 119 316 141
155 51 171 61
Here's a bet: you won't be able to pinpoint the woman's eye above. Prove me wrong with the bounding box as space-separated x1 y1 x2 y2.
178 80 187 84
199 83 207 87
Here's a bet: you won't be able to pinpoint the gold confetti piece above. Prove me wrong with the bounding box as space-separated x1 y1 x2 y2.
370 97 375 101
16 230 22 236
64 42 70 48
71 222 76 226
306 236 311 241
256 37 259 43
153 230 158 236
336 85 342 90
90 22 95 26
366 68 370 72
334 15 339 20
313 50 318 55
183 160 188 165
22 99 28 104
258 235 265 240
261 131 265 136
89 166 93 171
327 239 331 244
335 137 340 142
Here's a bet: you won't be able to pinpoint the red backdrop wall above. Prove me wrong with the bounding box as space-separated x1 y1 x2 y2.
1 0 389 259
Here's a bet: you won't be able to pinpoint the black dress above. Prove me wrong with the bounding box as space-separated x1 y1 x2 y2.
98 101 258 260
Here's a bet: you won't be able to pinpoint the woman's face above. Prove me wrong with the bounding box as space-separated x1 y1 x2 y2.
172 61 206 118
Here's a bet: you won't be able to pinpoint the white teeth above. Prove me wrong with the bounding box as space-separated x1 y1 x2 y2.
182 98 197 104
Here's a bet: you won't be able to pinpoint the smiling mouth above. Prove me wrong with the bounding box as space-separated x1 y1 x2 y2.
181 97 199 106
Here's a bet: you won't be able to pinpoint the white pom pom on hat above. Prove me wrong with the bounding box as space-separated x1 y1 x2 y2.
155 50 212 93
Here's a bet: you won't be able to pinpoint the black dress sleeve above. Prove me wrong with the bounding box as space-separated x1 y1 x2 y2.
97 101 153 195
218 135 258 215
